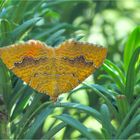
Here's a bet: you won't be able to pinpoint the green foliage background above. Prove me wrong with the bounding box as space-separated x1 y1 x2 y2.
0 0 140 139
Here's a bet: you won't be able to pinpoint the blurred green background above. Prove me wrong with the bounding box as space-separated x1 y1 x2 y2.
0 0 140 139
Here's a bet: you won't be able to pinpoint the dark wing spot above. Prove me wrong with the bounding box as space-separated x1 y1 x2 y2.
14 56 47 68
34 73 39 77
62 55 93 67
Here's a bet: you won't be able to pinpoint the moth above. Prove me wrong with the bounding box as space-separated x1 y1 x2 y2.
0 40 107 101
